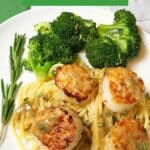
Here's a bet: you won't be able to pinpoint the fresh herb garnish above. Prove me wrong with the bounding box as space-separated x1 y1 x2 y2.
10 34 26 83
38 123 46 131
105 111 112 117
23 97 29 102
1 80 22 125
0 34 25 144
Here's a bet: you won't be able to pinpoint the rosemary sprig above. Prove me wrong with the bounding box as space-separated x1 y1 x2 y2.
0 34 25 144
1 80 22 125
10 34 25 83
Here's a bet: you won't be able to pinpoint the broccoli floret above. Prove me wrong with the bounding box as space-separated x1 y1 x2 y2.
34 22 52 34
51 12 96 52
32 12 96 53
80 19 97 41
97 9 141 64
24 12 97 80
24 33 73 80
86 37 123 68
114 9 136 25
23 59 33 71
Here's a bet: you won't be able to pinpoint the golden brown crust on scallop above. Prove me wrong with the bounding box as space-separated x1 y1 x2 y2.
107 117 149 150
105 67 145 104
31 107 81 150
55 64 95 101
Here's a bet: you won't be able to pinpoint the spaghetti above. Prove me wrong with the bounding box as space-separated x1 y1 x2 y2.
11 64 150 150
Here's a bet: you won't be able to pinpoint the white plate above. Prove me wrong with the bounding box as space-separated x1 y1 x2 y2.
0 6 150 150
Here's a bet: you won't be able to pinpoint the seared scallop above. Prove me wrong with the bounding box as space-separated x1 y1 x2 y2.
55 64 95 101
102 67 145 112
31 107 83 150
105 117 150 150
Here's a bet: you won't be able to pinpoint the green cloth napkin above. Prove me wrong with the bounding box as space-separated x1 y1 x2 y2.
0 0 29 23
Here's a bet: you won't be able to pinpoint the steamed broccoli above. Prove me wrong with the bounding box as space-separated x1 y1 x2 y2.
34 22 52 35
24 12 97 80
85 9 141 68
86 37 124 68
114 9 136 25
97 9 141 61
51 12 96 52
24 33 73 80
33 12 96 52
